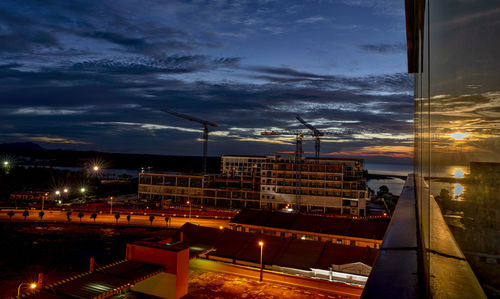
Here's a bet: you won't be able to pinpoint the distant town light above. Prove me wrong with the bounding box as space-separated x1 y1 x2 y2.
3 161 8 166
219 226 223 230
63 188 68 193
93 165 99 171
80 188 86 193
55 190 60 195
58 200 62 204
30 283 37 289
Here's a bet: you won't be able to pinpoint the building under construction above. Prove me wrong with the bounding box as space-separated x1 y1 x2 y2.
138 155 368 215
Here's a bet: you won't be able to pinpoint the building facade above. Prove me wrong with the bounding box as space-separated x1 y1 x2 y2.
220 155 266 179
138 173 261 209
260 156 368 215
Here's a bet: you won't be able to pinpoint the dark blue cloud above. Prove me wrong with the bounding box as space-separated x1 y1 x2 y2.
359 43 406 54
0 0 411 162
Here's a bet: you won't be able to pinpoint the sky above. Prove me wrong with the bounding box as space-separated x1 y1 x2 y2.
0 0 413 164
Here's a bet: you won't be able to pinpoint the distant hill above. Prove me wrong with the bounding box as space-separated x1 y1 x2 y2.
0 142 44 150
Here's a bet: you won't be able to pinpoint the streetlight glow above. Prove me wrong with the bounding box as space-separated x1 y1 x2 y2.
93 165 99 171
30 283 37 289
80 188 86 193
63 188 68 193
219 226 223 230
258 241 264 282
3 161 8 165
55 190 60 195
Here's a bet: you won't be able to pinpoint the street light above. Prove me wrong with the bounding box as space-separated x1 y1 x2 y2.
110 196 114 215
17 282 37 296
259 241 264 282
55 190 60 196
186 200 191 220
3 160 10 174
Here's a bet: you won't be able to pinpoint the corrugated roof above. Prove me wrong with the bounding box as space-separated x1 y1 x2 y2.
231 209 389 240
20 260 164 299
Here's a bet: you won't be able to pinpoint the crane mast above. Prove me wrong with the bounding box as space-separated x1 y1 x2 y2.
296 115 324 163
162 109 217 175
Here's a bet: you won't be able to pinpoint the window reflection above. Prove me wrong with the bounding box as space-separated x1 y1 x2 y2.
412 0 500 295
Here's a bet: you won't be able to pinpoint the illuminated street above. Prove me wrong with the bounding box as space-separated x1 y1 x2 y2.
0 209 230 229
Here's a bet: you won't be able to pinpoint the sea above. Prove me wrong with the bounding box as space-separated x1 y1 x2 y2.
365 163 412 196
366 163 468 199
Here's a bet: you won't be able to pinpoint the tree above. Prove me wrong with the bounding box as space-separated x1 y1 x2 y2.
149 215 155 225
114 213 120 224
22 210 29 222
78 212 84 222
90 213 97 222
164 216 170 227
7 210 14 221
438 188 452 213
39 211 44 221
377 185 390 197
66 211 72 222
126 214 131 224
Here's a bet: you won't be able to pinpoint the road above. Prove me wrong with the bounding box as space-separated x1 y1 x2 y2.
0 209 230 229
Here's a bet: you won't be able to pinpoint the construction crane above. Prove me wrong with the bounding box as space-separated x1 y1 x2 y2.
261 130 304 209
162 109 218 175
296 115 324 162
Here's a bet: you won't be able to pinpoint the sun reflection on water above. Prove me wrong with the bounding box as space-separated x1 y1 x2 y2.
454 183 464 200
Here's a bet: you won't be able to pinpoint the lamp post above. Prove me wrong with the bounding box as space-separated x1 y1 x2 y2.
110 196 114 215
3 160 10 174
17 282 36 296
63 188 69 202
259 241 264 282
187 200 191 220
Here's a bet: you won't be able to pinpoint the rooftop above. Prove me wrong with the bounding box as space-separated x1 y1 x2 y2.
231 209 389 240
180 223 379 271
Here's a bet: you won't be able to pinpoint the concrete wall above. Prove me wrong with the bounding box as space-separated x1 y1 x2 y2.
126 243 189 299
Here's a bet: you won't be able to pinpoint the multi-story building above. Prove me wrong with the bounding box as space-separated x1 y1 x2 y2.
139 155 368 215
220 155 266 179
260 156 368 215
138 173 261 209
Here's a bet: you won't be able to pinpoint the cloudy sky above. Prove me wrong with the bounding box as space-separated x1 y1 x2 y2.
0 0 412 164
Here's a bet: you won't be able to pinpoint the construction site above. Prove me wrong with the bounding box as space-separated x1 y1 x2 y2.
138 112 370 216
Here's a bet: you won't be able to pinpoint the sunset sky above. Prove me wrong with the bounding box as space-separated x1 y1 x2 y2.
0 0 412 164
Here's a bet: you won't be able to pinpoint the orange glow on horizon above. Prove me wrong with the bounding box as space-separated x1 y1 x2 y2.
325 145 413 158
